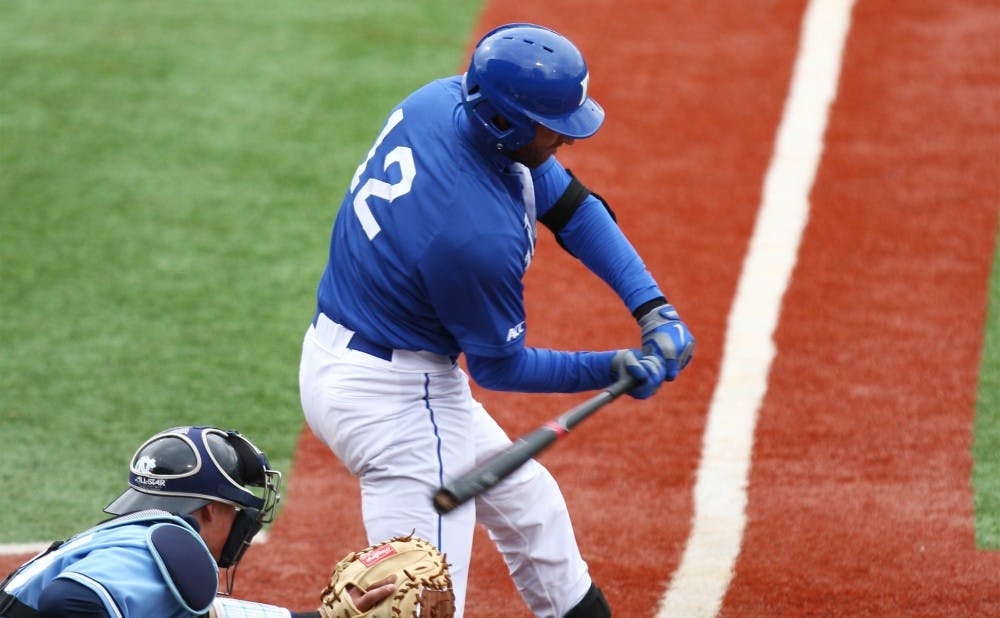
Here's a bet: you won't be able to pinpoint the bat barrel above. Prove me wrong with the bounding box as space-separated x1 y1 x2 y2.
431 375 638 514
433 426 561 513
432 488 460 514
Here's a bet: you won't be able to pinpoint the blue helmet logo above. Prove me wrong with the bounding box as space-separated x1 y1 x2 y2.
462 23 605 151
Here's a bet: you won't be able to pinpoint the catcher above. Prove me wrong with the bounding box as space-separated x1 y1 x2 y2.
0 425 453 618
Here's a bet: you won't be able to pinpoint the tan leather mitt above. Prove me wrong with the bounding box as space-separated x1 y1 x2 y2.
319 534 455 618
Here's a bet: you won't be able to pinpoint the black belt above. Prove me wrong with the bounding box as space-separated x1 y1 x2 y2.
0 592 39 618
313 312 393 361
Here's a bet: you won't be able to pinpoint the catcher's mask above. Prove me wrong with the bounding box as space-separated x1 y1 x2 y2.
104 426 281 590
462 23 605 152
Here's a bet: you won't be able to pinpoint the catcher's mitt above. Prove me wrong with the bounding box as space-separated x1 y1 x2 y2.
319 534 455 618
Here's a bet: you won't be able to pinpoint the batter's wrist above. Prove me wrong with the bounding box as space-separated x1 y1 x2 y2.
632 296 668 322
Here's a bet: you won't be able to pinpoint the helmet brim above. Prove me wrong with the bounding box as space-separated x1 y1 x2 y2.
528 96 605 139
104 487 213 516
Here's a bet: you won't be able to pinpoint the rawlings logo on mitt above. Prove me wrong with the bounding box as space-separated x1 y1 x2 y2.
319 534 455 618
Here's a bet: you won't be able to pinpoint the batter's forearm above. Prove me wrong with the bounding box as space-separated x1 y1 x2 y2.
466 347 617 393
554 197 665 312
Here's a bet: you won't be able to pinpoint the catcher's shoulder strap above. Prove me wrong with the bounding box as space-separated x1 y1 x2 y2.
0 540 64 590
0 512 177 594
0 540 64 618
0 590 41 618
0 593 38 618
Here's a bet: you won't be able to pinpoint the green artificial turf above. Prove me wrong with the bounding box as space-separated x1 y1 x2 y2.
0 0 481 542
973 223 1000 549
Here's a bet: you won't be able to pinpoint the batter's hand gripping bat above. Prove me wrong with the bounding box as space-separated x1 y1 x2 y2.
432 374 638 514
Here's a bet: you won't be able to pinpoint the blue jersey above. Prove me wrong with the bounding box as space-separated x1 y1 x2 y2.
318 76 537 358
2 511 216 617
315 76 664 390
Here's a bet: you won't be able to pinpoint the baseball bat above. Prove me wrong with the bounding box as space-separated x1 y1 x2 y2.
432 374 638 514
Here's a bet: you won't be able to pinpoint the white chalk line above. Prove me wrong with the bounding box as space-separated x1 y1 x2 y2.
0 542 51 557
656 1 855 616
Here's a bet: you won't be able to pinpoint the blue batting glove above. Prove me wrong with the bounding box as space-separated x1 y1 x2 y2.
611 349 667 400
638 303 695 381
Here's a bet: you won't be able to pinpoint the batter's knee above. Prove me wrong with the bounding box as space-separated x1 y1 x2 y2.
563 583 611 618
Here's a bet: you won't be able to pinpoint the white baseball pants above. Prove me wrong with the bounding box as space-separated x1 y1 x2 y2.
299 313 593 618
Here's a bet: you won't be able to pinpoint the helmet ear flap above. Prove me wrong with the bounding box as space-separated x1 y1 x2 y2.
462 73 536 151
460 23 603 151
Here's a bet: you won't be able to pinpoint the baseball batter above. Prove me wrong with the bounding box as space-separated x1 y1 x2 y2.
299 23 695 618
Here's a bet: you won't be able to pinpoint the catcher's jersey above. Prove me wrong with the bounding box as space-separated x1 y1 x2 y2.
317 76 571 358
1 511 216 617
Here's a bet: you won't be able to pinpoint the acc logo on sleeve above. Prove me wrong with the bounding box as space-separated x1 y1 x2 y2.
506 321 525 342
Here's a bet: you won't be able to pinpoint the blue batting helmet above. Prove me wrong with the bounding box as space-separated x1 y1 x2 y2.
462 23 605 152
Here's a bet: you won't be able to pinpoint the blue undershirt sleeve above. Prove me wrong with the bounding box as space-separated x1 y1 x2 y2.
466 347 618 393
557 197 664 312
533 159 665 312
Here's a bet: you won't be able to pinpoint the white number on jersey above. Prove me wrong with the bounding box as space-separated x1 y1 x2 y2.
349 108 416 240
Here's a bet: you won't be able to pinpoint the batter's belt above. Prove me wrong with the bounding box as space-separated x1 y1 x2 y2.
310 312 456 372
